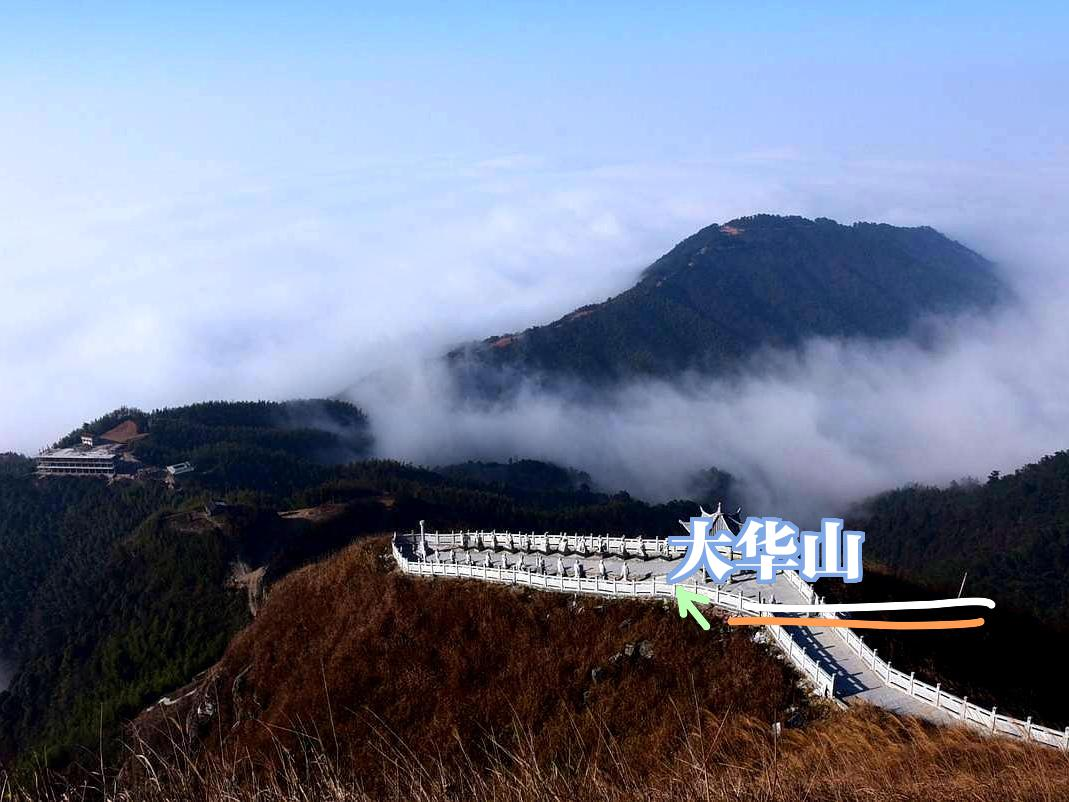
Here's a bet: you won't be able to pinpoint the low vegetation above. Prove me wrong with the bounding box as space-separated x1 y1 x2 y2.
6 539 1068 802
13 708 1069 801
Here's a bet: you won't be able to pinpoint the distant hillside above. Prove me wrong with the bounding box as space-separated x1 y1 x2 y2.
0 402 741 769
436 458 594 494
449 215 1005 390
57 400 373 495
814 450 1069 730
854 449 1069 629
0 399 373 766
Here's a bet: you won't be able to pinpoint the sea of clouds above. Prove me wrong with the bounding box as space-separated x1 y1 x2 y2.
3 154 1068 520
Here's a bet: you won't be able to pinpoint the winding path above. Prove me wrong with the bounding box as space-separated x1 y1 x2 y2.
392 528 1068 749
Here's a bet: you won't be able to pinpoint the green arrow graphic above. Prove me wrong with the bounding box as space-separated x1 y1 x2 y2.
675 584 712 631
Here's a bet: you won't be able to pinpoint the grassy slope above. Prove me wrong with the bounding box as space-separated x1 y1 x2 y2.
174 537 810 775
107 538 1069 802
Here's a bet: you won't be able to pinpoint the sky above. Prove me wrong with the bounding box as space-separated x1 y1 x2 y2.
2 3 1068 514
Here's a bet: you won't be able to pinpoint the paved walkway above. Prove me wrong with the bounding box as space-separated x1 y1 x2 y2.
421 541 959 726
747 571 961 725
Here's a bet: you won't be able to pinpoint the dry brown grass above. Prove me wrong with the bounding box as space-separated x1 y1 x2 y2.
7 537 1068 801
170 536 808 778
6 705 1069 801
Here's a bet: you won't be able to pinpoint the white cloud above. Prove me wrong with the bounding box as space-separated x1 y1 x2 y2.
357 286 1069 522
3 154 1067 524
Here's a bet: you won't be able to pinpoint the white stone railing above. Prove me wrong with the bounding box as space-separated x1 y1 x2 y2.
779 569 1069 749
392 532 837 700
413 529 687 559
394 530 1069 749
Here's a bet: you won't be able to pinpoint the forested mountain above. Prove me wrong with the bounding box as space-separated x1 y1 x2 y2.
854 450 1069 629
793 453 1069 727
0 402 727 769
0 400 369 766
448 215 1005 390
59 399 372 493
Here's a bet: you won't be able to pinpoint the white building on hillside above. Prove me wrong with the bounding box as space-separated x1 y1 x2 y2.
35 443 122 477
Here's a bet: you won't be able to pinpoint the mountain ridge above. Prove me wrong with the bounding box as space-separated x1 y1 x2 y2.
447 214 1006 391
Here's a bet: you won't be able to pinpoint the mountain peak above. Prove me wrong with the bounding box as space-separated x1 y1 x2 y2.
451 214 1006 390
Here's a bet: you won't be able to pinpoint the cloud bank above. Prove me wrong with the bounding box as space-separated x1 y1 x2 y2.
345 159 1069 520
3 154 1068 521
357 290 1069 521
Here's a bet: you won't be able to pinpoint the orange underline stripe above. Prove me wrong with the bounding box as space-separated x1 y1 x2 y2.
727 616 986 630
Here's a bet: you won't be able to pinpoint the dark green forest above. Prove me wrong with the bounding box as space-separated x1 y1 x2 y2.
58 399 372 495
435 458 593 494
856 450 1069 629
0 402 711 770
803 451 1069 726
1 400 369 767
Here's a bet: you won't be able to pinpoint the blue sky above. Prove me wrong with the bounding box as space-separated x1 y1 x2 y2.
1 3 1068 506
3 1 1066 190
